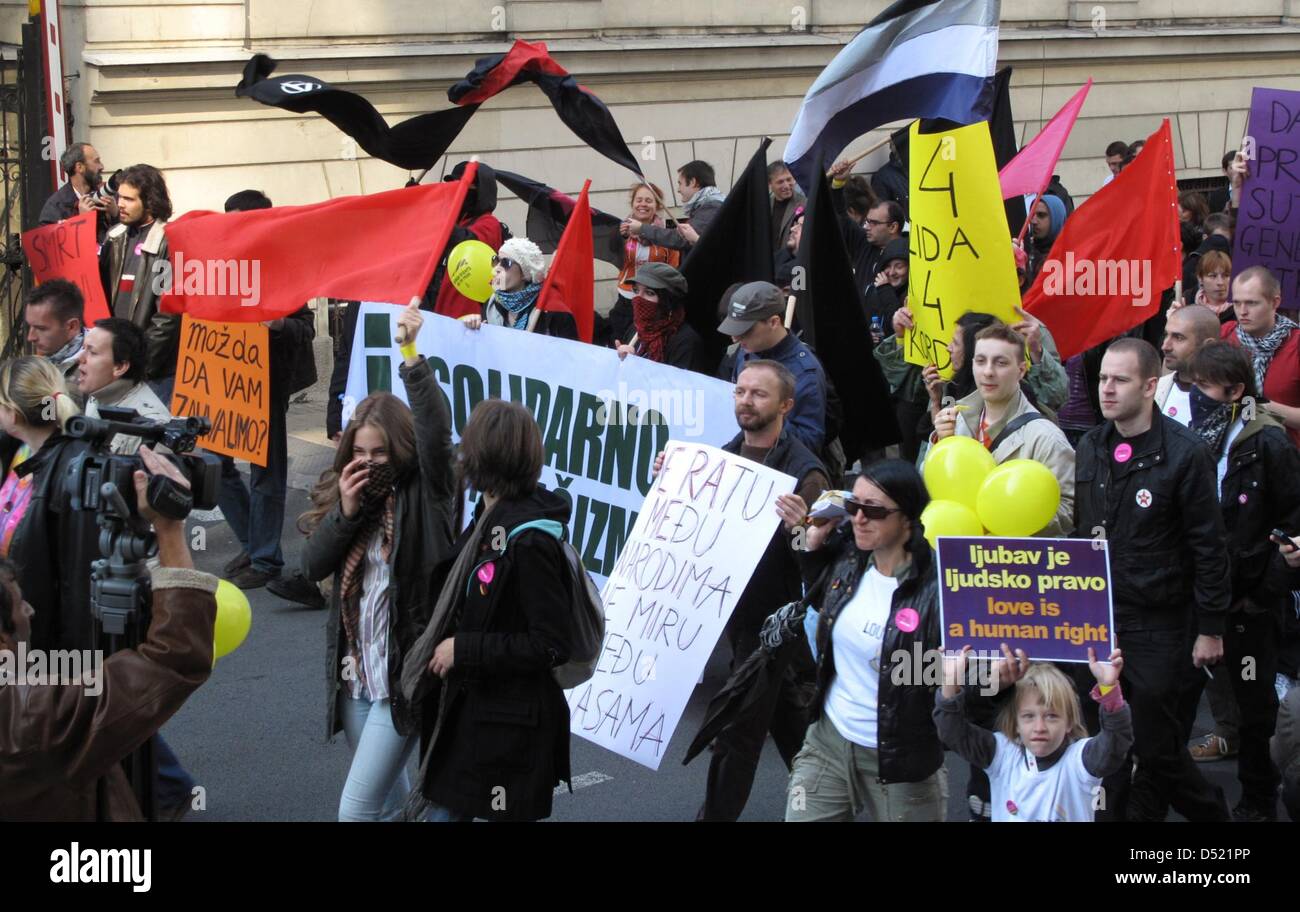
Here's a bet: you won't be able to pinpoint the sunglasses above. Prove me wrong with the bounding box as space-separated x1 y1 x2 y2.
843 499 900 520
490 256 518 271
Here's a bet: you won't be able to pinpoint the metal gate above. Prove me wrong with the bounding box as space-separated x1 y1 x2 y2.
1 20 56 360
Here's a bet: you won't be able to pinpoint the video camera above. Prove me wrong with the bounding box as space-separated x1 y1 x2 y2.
89 167 121 204
65 406 221 522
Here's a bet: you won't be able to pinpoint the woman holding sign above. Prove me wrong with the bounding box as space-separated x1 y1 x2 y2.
766 459 949 822
299 301 458 822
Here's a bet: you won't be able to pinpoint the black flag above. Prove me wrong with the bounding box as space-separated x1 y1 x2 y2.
449 40 642 177
795 158 901 456
235 55 476 170
681 139 776 372
988 67 1025 236
494 170 624 270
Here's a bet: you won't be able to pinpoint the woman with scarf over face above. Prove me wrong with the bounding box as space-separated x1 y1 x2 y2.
461 237 577 340
614 262 710 374
608 182 682 345
1185 342 1300 821
299 301 458 821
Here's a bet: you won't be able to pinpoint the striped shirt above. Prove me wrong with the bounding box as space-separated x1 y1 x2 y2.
349 528 392 701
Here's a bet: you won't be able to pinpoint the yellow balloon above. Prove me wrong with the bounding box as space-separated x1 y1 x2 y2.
920 499 985 549
447 239 496 304
213 579 252 661
923 436 996 512
975 459 1061 537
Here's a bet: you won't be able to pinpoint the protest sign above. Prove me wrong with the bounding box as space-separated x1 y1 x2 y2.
904 120 1022 378
343 303 740 587
1235 87 1300 308
170 315 271 465
936 537 1114 662
568 440 794 769
21 212 111 323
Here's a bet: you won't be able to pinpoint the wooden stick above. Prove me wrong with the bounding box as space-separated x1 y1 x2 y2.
784 294 797 328
830 130 905 174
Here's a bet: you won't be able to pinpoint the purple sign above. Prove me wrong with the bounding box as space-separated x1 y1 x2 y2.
1235 87 1300 309
936 537 1114 663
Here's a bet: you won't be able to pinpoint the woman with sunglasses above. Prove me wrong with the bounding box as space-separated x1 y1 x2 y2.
769 459 949 821
460 237 578 339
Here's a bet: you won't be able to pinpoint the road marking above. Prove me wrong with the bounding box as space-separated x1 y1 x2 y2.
555 770 612 796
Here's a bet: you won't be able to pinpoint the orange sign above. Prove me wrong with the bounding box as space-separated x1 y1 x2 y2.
170 315 271 465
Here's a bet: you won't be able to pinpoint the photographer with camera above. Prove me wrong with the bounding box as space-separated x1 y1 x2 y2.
38 142 119 242
0 445 218 821
77 318 171 456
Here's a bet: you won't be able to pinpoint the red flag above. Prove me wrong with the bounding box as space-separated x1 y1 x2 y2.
999 79 1092 200
537 179 595 343
160 165 474 322
1023 121 1181 361
21 212 111 322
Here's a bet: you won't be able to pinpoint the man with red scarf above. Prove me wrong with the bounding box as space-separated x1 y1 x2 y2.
614 263 709 374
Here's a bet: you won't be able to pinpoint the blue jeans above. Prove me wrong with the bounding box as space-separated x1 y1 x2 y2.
338 696 417 822
154 733 195 811
217 391 288 573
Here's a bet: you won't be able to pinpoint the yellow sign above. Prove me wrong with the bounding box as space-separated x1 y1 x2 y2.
903 120 1022 377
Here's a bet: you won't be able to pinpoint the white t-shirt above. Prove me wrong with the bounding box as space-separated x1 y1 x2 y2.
824 566 897 748
1162 382 1191 426
988 733 1100 822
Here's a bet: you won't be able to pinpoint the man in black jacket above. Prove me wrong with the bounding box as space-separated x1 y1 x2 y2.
1074 338 1231 821
675 360 828 820
212 191 319 593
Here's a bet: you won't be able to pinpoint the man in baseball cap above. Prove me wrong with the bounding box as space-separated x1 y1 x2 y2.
719 281 829 455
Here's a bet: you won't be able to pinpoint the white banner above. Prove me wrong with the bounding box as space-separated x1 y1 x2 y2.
567 440 795 769
343 304 740 587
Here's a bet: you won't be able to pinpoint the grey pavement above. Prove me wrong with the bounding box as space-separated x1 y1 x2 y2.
161 334 1260 822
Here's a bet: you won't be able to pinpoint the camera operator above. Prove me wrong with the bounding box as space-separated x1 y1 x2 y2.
38 142 118 242
0 445 217 821
77 318 172 455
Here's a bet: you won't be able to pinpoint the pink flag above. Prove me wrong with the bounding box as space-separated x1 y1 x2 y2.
999 78 1093 200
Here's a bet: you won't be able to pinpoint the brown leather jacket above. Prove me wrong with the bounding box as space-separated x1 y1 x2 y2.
0 567 217 821
100 219 180 380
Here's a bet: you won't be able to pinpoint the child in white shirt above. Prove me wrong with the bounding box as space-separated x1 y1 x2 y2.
934 646 1133 822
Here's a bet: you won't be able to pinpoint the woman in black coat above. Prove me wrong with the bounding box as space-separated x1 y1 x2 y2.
615 262 710 375
416 398 573 821
300 302 457 821
767 459 948 821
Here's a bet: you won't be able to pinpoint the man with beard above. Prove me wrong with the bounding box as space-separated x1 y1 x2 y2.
39 142 118 240
660 360 829 820
1157 304 1221 426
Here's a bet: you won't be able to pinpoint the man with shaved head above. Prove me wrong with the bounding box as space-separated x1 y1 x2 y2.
1158 304 1223 426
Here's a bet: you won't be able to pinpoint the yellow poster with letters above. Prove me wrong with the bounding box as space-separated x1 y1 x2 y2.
903 120 1022 378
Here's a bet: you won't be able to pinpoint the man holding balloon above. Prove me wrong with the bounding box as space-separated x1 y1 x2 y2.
926 324 1074 540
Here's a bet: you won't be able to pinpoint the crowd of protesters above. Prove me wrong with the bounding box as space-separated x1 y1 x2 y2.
4 131 1300 825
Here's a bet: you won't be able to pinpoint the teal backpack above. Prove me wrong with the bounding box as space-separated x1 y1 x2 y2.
501 519 605 689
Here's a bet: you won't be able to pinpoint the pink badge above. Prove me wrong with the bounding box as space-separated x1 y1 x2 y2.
1238 493 1248 504
477 562 495 585
1006 800 1019 816
1167 406 1178 416
133 242 144 256
894 607 919 632
1113 443 1132 463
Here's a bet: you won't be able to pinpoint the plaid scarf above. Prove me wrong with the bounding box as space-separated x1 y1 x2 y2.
1236 314 1298 394
1191 391 1239 459
632 294 685 364
338 463 398 693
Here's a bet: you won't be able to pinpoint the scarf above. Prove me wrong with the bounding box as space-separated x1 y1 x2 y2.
683 185 725 219
632 294 685 364
493 282 543 330
1236 314 1298 393
50 330 85 369
338 462 399 693
399 498 505 821
1190 388 1239 458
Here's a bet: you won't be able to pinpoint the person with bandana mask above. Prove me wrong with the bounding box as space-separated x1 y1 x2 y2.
1181 341 1300 821
461 237 577 340
1220 266 1300 447
299 300 458 821
614 262 709 374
